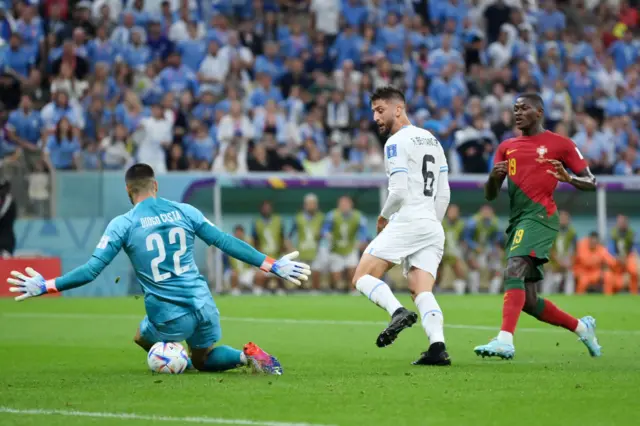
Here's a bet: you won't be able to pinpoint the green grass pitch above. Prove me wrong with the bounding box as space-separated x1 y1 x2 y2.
0 295 638 426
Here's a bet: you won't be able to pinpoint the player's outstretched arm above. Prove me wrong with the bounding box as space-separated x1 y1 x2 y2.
7 217 127 301
7 257 110 301
542 159 596 191
194 214 311 286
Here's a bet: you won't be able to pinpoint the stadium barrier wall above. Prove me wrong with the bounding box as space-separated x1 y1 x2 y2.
11 172 640 297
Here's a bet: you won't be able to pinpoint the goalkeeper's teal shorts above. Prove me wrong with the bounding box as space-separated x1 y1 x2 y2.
140 298 222 350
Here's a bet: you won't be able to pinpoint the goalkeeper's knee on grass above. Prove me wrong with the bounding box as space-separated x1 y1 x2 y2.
192 345 246 372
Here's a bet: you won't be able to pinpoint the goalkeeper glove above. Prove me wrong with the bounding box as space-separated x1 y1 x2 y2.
7 267 58 301
260 251 311 286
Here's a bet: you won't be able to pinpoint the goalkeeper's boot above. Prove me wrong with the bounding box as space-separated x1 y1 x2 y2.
412 342 452 366
577 316 601 357
243 342 283 375
474 338 515 360
376 307 418 348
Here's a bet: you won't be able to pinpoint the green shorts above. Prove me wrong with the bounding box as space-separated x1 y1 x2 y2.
505 219 557 281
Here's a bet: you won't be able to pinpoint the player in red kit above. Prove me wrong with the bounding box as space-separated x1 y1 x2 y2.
473 93 602 359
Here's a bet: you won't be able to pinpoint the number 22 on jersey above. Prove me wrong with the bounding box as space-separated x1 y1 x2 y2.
146 227 189 282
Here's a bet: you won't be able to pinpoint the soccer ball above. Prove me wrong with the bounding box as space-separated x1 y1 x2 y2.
147 342 189 374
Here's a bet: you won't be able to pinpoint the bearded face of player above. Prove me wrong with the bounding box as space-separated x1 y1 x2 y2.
372 99 401 138
513 97 542 131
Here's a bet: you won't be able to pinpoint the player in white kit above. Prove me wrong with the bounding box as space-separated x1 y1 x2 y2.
352 87 452 366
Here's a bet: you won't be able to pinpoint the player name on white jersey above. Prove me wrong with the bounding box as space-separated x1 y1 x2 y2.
140 211 183 229
384 125 448 221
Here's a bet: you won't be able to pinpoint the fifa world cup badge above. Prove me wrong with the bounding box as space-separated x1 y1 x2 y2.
537 146 548 158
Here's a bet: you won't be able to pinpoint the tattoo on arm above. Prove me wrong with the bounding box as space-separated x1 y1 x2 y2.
570 168 597 191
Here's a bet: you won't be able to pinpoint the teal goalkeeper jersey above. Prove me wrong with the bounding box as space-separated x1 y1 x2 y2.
87 197 265 323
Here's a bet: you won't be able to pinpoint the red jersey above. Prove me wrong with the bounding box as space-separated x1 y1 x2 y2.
494 130 588 232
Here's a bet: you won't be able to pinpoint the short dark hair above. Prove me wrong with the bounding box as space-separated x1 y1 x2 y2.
370 86 405 104
517 92 544 110
125 163 155 195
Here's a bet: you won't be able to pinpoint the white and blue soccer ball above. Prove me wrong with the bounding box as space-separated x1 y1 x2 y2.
147 342 189 374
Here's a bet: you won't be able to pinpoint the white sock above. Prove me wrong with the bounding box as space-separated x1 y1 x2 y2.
414 291 445 344
469 271 481 293
355 274 403 316
497 330 513 345
452 279 466 295
574 319 587 335
489 277 502 294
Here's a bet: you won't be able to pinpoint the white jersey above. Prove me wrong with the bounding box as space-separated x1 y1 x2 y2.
383 125 449 222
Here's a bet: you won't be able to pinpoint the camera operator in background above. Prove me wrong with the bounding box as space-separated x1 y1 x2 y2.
0 179 16 257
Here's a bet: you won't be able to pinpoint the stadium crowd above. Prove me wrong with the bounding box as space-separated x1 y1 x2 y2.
0 0 638 183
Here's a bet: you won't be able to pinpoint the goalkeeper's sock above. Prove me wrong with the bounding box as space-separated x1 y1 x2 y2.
527 297 580 333
414 291 445 344
498 282 526 343
203 345 247 372
356 274 403 316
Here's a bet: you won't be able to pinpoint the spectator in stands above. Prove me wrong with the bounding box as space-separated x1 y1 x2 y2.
247 142 271 172
212 143 247 174
217 100 254 147
4 33 34 79
254 99 287 145
573 116 613 174
483 0 512 43
6 95 42 157
0 0 638 185
51 40 89 80
185 119 216 170
100 124 132 170
614 147 638 175
454 117 497 173
43 117 81 170
137 103 173 173
198 40 228 94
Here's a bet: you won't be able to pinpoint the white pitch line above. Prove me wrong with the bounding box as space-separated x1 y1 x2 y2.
0 407 337 426
3 312 640 335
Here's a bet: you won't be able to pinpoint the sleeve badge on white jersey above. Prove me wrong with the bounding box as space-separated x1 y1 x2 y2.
386 144 397 159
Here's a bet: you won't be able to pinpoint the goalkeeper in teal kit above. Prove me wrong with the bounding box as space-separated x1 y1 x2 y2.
7 164 311 375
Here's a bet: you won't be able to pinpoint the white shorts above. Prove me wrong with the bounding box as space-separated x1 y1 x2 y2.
365 219 444 278
329 250 359 273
